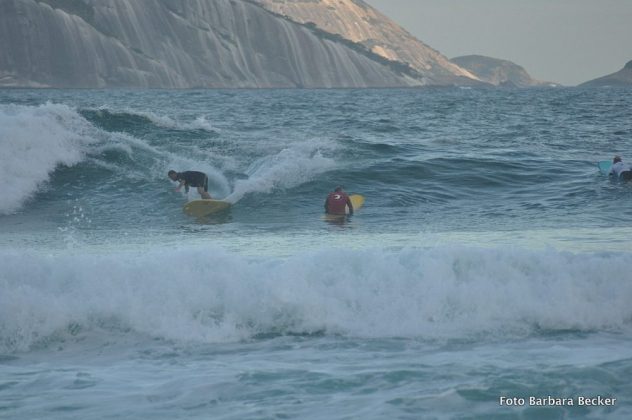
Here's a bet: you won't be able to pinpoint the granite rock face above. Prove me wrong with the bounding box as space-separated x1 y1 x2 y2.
579 60 632 87
254 0 480 85
451 55 553 88
0 0 435 88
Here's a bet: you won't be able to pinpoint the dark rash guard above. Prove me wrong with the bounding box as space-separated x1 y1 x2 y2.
177 171 208 192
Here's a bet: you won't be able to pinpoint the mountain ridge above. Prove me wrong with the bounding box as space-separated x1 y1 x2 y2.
0 0 483 88
0 0 424 88
253 0 480 85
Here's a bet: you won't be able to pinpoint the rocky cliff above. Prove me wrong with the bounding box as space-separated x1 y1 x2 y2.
451 55 554 88
579 60 632 87
0 0 437 88
254 0 480 85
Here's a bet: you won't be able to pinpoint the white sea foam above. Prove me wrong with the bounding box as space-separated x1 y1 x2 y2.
1 245 630 353
188 115 217 132
225 139 336 203
0 103 99 214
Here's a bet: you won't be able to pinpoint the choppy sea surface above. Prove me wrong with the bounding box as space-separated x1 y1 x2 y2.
1 87 631 419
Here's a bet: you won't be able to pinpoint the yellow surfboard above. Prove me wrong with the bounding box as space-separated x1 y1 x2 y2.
348 194 365 214
183 199 231 217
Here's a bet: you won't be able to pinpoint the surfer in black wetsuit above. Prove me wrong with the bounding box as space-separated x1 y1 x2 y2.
168 170 212 199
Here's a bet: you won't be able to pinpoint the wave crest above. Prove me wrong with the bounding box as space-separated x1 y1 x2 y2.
225 139 337 203
0 103 99 214
1 245 630 352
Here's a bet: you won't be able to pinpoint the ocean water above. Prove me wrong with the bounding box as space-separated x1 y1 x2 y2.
1 87 631 419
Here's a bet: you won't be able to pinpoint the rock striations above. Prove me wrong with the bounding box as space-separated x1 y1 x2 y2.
253 0 480 85
0 0 480 88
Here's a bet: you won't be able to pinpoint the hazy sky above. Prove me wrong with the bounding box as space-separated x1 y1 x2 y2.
364 0 632 86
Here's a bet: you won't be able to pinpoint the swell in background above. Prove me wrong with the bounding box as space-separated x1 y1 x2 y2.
1 88 631 233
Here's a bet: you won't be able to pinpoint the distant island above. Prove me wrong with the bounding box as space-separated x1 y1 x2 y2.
579 60 632 87
451 55 556 88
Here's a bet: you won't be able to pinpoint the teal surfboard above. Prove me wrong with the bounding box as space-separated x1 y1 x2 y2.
597 160 612 175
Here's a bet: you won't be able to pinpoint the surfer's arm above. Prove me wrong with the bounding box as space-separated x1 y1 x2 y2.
346 197 354 215
175 181 186 192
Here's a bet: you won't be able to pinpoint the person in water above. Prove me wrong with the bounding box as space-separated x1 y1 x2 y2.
324 186 353 215
608 156 632 181
168 170 212 199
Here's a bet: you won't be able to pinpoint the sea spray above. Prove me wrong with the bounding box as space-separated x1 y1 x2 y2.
225 139 337 203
